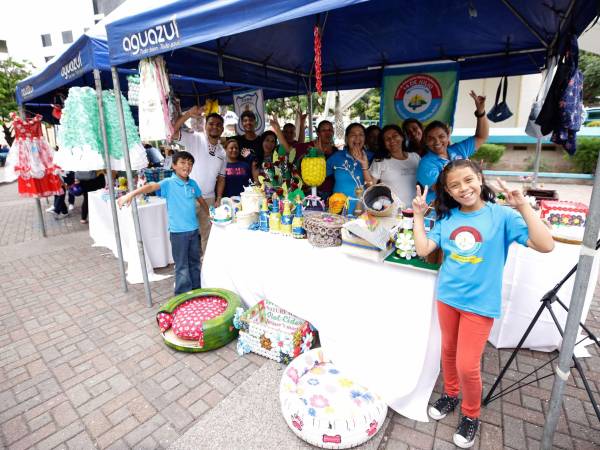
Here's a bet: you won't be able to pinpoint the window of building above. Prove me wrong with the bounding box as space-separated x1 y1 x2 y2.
0 40 7 53
45 56 54 62
62 31 73 44
41 34 52 47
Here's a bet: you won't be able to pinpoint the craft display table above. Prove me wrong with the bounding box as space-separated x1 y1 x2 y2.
88 190 173 284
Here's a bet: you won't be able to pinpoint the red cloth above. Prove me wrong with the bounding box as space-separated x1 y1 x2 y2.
170 296 228 342
437 301 493 418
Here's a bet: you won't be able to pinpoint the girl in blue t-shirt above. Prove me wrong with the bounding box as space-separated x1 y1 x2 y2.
223 138 253 198
412 159 553 448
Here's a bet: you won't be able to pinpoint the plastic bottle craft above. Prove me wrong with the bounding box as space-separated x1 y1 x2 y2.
300 147 326 210
259 198 270 232
269 194 281 233
292 200 306 239
280 200 293 236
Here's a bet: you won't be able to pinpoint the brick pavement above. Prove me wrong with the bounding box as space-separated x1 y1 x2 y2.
0 179 599 450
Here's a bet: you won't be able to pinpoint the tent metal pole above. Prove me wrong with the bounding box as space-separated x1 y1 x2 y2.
110 66 153 307
93 69 128 293
541 155 600 448
500 0 549 48
18 106 46 238
531 137 542 188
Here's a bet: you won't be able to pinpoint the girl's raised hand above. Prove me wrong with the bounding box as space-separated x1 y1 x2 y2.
412 185 429 216
269 115 281 130
495 178 527 208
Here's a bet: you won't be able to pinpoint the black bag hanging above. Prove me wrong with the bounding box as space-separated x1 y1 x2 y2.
487 76 513 123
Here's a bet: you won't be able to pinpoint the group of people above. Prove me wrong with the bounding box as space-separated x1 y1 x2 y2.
118 90 556 449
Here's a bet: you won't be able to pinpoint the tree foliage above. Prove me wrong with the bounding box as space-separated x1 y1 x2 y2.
265 93 325 123
580 51 600 106
1 58 33 145
350 88 380 121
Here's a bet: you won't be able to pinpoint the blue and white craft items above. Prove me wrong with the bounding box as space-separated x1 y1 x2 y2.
292 202 306 239
259 198 270 232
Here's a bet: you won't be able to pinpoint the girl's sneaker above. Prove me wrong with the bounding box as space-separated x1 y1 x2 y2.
453 415 479 448
428 394 459 420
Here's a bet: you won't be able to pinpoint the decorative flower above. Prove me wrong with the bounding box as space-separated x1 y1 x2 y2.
309 394 329 408
307 378 320 386
350 390 363 399
279 352 293 365
328 368 340 375
232 307 244 330
300 333 314 353
236 339 251 356
308 408 316 417
287 367 300 384
548 213 561 225
324 406 335 414
310 366 324 375
362 392 374 403
338 378 354 388
260 335 272 351
395 231 416 260
274 333 293 355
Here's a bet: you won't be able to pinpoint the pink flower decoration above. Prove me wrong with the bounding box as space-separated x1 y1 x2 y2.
287 367 299 384
310 394 329 408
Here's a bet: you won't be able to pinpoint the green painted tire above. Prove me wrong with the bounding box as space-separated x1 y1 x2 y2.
157 288 241 353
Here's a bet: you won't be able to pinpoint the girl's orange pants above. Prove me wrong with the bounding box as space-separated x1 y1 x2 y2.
437 301 494 418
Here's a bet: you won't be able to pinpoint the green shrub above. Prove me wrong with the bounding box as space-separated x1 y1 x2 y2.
566 137 600 174
472 144 505 165
586 120 600 127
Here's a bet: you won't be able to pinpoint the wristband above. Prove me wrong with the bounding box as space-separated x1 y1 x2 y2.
474 110 486 118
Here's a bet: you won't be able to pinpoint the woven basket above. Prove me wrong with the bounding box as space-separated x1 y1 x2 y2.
304 212 347 248
362 184 399 217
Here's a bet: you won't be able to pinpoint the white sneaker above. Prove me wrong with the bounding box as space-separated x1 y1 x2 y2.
45 206 56 214
68 204 75 211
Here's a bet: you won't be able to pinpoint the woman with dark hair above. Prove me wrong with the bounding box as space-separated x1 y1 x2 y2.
362 124 420 207
326 123 374 198
402 118 426 156
223 138 253 197
416 91 489 203
365 125 381 154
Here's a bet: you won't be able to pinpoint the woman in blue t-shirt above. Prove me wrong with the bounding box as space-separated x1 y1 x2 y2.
412 159 554 448
416 91 489 203
223 138 253 198
326 123 374 198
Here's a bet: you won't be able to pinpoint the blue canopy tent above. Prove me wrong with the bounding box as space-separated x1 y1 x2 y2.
105 1 600 445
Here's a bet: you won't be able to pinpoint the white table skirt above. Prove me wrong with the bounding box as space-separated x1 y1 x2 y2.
489 241 600 355
202 224 441 422
88 190 173 284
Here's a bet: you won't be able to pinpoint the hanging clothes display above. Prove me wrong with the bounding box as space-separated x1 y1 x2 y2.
55 86 148 171
5 113 63 198
138 56 174 142
535 35 584 155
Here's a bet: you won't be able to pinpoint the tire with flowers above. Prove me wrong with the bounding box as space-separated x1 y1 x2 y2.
279 348 388 449
156 288 241 353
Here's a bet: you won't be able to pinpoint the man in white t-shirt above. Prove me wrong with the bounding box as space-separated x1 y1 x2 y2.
173 107 226 258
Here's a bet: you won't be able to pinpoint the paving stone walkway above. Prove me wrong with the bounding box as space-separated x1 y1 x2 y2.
0 180 598 450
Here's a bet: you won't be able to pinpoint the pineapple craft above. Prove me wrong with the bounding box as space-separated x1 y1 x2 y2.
300 147 327 210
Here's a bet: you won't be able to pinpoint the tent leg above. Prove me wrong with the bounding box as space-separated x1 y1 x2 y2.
94 69 128 293
532 137 542 188
110 66 153 308
541 153 600 448
18 106 47 238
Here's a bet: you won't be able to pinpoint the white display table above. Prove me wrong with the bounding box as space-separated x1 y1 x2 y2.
202 224 441 422
88 190 173 284
489 240 599 356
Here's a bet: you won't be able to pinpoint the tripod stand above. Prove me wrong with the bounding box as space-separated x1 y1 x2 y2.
483 239 600 422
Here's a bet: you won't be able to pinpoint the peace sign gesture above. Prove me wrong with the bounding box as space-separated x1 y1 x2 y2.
469 90 486 114
495 178 527 208
412 185 429 216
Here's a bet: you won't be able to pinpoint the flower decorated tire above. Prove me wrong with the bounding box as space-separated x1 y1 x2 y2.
156 288 241 352
280 348 388 449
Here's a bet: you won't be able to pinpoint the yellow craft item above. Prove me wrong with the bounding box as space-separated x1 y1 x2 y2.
204 98 219 114
328 192 347 214
300 148 326 187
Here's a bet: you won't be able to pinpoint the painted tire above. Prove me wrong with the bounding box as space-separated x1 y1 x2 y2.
279 348 388 449
157 288 241 353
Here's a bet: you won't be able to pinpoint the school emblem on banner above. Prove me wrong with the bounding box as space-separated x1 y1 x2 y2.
381 63 459 127
233 89 265 135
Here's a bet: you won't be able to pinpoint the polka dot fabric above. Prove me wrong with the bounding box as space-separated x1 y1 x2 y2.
156 312 173 332
171 296 228 341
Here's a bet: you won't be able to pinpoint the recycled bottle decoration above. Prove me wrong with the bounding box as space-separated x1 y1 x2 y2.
259 198 270 232
280 200 293 236
395 211 416 260
292 201 306 239
301 147 327 210
352 186 365 217
269 193 281 234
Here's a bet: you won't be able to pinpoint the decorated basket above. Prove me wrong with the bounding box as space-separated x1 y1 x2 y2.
280 348 388 449
156 288 241 352
540 200 588 227
304 212 347 248
233 300 317 364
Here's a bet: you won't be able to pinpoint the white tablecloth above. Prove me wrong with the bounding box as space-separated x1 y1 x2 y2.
490 241 600 356
202 224 441 422
88 190 173 284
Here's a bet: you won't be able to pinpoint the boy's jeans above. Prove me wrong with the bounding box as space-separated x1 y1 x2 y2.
170 230 201 295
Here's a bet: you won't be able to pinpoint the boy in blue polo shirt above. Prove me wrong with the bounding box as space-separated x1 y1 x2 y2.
118 151 209 294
